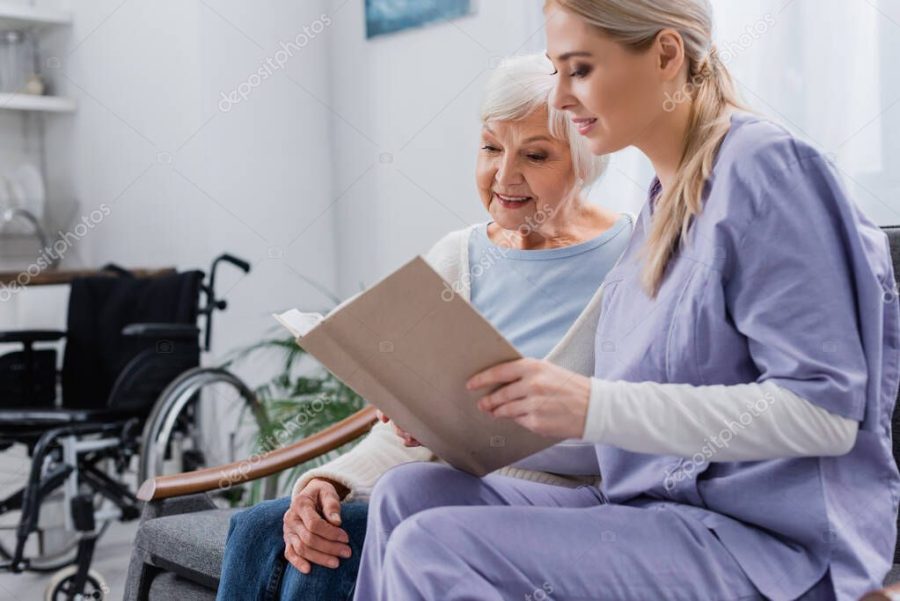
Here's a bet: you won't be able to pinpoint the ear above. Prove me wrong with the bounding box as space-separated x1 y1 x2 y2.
654 28 686 81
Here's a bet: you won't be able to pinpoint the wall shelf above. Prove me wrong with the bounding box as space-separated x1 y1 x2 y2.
0 3 72 30
0 93 75 113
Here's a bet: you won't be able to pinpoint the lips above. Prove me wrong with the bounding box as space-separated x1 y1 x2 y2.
493 192 533 209
494 193 531 202
572 117 597 135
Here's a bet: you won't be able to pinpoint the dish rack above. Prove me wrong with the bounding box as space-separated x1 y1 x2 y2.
0 2 75 266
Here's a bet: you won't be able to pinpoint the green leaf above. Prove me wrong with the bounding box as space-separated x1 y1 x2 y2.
221 297 367 503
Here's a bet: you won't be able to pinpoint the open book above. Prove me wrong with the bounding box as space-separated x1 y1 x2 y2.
274 255 562 476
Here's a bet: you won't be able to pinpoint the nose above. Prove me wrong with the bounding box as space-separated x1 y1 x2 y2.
495 152 523 187
550 75 576 112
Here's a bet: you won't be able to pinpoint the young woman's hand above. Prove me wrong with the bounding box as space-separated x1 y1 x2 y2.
468 358 591 439
376 409 421 447
282 478 352 573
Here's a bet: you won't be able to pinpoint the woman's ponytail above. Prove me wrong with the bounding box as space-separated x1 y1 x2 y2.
642 44 743 296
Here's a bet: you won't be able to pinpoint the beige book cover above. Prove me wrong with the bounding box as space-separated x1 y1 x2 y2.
274 255 562 476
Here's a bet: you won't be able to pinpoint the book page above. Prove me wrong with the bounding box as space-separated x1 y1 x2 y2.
273 309 323 338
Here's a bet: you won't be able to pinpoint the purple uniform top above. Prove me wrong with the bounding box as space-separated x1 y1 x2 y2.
593 112 900 600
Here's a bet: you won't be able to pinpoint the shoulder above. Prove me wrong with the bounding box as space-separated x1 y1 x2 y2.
424 224 479 262
696 115 888 291
716 113 837 205
707 113 847 230
598 212 635 251
423 224 482 283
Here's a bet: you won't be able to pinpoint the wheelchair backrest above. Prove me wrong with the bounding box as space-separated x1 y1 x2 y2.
61 270 203 412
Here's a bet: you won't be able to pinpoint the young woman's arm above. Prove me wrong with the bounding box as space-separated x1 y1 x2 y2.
583 379 857 460
474 147 881 463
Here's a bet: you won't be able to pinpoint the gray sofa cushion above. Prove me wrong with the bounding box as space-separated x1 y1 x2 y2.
149 571 217 601
136 507 240 590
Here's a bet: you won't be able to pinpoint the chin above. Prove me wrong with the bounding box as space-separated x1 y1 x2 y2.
491 210 529 233
587 131 624 156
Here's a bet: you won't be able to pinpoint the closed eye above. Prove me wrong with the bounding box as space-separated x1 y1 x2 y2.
570 64 592 78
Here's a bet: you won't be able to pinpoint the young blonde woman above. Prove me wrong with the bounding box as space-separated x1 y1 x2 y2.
215 54 631 601
352 2 900 600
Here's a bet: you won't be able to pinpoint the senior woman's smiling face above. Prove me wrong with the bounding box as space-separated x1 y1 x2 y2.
476 106 579 232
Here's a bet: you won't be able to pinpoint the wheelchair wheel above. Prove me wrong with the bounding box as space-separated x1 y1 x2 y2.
45 565 108 600
138 367 275 501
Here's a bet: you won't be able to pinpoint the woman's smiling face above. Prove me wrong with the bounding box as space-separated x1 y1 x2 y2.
476 106 579 233
545 5 668 156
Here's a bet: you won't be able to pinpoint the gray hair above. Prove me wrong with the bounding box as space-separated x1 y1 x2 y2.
479 53 608 188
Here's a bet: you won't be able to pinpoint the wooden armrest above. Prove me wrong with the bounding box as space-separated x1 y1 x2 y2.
861 583 900 600
137 406 378 501
0 267 176 287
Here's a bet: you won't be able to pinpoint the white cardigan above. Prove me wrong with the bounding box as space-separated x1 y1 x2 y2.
292 224 857 501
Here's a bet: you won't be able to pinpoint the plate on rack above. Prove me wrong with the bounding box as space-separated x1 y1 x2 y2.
13 163 45 220
0 175 11 216
1 164 45 235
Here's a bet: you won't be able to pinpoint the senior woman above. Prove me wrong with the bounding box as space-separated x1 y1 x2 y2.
352 1 900 600
214 53 631 601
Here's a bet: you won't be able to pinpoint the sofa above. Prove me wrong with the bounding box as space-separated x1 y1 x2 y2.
124 226 900 601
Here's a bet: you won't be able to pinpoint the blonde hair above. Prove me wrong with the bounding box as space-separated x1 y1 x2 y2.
480 53 609 188
550 0 744 296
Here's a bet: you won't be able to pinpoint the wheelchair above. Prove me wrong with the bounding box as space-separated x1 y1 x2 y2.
0 254 271 600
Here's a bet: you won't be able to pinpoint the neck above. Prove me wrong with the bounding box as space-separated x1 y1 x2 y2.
634 99 694 192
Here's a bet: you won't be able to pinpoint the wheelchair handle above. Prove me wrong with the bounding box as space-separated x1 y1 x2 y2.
202 253 251 351
217 254 250 274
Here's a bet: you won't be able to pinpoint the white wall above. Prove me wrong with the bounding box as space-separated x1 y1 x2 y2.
2 0 557 384
37 0 342 372
327 0 900 292
5 0 896 382
595 0 900 225
326 0 549 296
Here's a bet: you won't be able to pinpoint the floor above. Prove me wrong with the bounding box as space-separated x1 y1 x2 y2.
0 444 139 600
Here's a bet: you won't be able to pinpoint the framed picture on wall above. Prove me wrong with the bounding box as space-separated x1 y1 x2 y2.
365 0 474 39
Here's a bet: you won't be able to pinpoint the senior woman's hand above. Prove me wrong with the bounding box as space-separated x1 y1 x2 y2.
283 478 352 573
468 358 591 439
376 409 421 447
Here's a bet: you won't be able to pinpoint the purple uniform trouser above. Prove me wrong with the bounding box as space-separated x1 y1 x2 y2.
351 461 825 601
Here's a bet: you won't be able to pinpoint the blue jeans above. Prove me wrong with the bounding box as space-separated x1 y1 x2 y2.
216 496 368 601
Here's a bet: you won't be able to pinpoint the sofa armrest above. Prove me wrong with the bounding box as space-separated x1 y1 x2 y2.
137 406 378 501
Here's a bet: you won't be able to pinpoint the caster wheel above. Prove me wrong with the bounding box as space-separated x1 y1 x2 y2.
44 565 108 600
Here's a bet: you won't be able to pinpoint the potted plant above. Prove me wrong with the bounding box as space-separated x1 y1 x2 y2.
222 328 365 505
